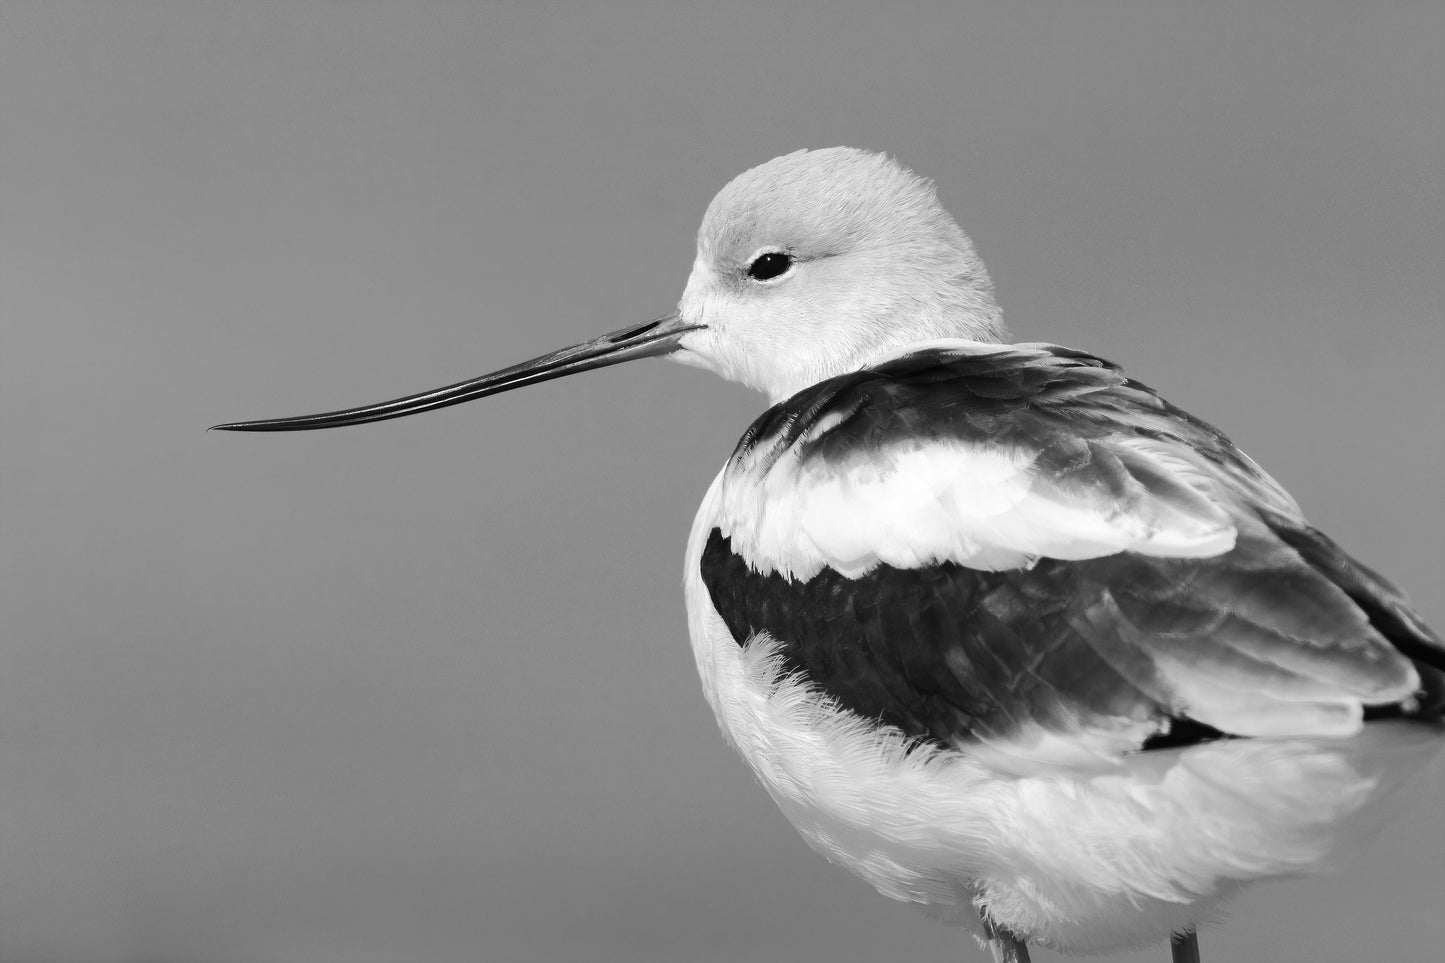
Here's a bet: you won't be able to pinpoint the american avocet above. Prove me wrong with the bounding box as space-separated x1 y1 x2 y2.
216 148 1444 961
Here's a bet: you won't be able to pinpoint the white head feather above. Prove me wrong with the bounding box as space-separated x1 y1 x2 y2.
672 147 1006 401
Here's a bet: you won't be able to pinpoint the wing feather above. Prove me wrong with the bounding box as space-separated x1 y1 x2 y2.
703 342 1438 766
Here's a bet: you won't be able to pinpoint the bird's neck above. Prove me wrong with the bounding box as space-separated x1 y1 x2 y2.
763 308 1007 405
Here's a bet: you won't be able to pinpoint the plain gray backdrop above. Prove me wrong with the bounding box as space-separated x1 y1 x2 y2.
2 3 1441 961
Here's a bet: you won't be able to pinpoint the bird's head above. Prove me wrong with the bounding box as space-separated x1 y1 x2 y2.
213 147 1004 431
672 147 1004 400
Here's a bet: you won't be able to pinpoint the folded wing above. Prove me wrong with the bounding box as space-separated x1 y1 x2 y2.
704 342 1441 763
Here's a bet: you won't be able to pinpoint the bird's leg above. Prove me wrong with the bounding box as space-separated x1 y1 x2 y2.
984 929 1032 963
979 911 1032 963
1170 930 1201 963
985 934 1031 963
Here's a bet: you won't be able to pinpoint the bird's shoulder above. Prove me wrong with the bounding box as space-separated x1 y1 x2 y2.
717 339 1295 580
740 340 1290 502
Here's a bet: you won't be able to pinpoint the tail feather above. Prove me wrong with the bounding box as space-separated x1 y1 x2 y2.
1260 507 1445 717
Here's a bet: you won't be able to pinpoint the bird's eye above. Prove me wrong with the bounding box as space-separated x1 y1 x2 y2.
746 251 794 281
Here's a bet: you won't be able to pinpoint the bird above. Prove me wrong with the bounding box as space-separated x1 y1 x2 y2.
215 147 1445 962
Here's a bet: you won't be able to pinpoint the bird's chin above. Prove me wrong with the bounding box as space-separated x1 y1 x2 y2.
661 333 736 384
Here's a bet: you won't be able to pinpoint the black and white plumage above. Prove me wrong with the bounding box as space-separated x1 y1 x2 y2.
681 339 1442 952
699 342 1439 755
216 148 1445 960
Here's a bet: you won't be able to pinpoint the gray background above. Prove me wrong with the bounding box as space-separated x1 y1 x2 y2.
2 3 1441 961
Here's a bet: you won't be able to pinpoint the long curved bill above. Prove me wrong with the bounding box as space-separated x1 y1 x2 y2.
211 313 701 432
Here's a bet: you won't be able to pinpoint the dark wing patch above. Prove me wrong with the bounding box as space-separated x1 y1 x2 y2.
731 343 1299 519
702 520 1429 757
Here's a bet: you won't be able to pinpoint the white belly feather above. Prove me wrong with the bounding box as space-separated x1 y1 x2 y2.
683 469 1442 954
